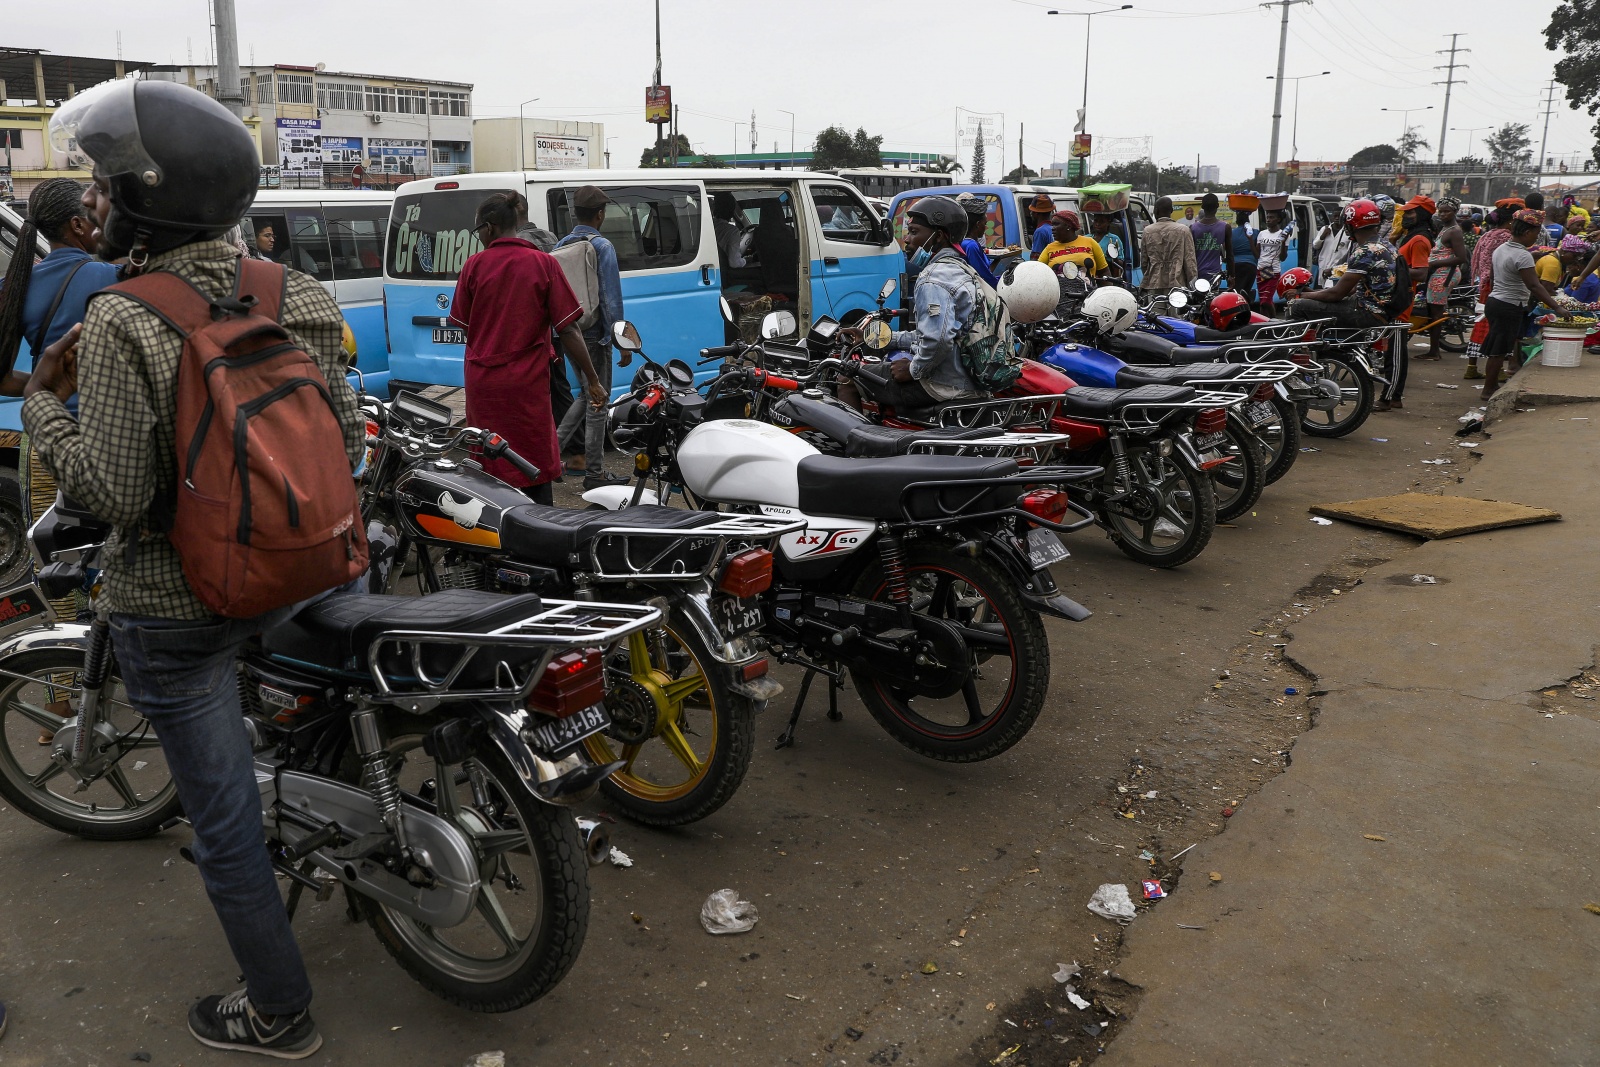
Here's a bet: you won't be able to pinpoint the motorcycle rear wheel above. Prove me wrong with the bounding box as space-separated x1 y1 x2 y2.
1300 355 1374 438
1263 397 1302 485
0 648 179 840
1099 444 1217 568
849 545 1049 762
364 743 587 1012
1209 412 1268 523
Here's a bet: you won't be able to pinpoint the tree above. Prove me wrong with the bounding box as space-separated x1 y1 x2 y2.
970 124 987 184
1396 125 1430 162
1089 157 1194 194
1484 122 1533 170
696 152 731 168
1003 164 1038 183
919 157 963 174
1545 0 1600 165
640 133 691 168
810 125 883 170
1348 143 1401 167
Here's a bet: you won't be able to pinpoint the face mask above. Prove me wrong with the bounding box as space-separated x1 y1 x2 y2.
908 235 942 271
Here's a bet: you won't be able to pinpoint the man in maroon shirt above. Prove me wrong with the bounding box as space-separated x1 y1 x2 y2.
451 191 606 501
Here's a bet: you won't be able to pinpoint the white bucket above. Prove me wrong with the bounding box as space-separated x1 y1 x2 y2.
1541 323 1588 368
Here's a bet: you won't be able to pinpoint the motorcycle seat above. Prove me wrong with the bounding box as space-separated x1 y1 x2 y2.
262 589 544 673
1057 384 1196 417
1115 363 1243 387
500 503 725 566
796 454 1020 521
780 393 871 441
844 424 999 459
1190 322 1266 343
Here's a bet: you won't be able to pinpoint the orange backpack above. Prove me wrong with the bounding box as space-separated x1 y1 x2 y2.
109 259 367 617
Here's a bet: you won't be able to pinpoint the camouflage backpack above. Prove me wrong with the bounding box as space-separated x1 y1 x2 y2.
944 255 1023 391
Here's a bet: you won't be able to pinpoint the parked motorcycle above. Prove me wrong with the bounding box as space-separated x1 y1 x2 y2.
0 494 661 1011
358 388 801 827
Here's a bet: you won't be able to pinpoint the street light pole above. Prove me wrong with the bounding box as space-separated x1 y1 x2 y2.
1450 125 1490 162
518 96 540 171
778 109 795 170
1381 105 1434 164
1047 4 1132 179
1261 0 1312 194
605 136 617 169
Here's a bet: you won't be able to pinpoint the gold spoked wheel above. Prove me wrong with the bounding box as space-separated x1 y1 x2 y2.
583 614 754 827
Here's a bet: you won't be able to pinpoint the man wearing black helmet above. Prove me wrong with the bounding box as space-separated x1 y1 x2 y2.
20 80 360 1059
842 194 986 410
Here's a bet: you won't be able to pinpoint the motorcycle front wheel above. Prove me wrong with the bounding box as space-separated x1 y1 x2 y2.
1099 443 1217 568
849 545 1049 762
1300 355 1374 438
0 647 179 840
365 741 588 1013
1208 412 1268 523
1263 397 1302 485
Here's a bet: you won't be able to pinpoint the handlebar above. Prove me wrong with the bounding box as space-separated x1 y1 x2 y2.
698 344 744 364
481 432 542 482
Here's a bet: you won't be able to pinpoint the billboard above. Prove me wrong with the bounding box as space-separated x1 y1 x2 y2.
535 136 589 170
646 85 671 124
276 117 322 174
368 138 429 176
1070 134 1093 158
321 135 363 165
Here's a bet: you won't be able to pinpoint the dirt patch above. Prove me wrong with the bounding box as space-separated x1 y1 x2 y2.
1533 650 1600 724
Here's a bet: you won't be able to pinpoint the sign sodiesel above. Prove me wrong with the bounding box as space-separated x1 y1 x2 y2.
534 136 589 170
276 117 322 174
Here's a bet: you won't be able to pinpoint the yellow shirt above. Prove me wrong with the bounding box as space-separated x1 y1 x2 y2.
1039 237 1109 277
1536 253 1563 286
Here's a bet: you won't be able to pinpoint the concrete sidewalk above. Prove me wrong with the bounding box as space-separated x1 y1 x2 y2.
1102 380 1600 1064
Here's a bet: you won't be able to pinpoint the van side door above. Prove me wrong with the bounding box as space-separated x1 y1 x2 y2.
805 182 902 323
324 201 393 383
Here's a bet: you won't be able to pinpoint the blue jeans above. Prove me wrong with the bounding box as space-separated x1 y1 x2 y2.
557 338 613 473
111 611 312 1016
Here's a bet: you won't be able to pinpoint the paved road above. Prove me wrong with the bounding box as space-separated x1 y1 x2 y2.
0 353 1483 1066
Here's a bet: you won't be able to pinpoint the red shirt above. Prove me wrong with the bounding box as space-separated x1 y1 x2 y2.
451 237 582 487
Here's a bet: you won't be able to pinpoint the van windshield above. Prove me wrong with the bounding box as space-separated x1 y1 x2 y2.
386 188 511 281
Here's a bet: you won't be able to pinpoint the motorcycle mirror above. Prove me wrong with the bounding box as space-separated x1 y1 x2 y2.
761 310 797 339
665 358 696 387
1060 261 1081 282
862 320 893 351
1167 289 1190 310
878 278 897 301
613 321 643 352
719 296 736 323
1192 277 1212 294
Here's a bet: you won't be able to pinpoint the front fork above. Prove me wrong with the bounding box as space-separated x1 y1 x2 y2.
49 613 119 790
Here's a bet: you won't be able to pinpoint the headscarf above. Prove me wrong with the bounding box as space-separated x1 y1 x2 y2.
1559 234 1594 257
1513 208 1545 228
1049 209 1081 230
1496 196 1526 211
1437 196 1461 211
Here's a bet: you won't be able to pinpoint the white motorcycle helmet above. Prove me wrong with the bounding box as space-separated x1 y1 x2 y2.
1081 287 1139 336
995 260 1059 323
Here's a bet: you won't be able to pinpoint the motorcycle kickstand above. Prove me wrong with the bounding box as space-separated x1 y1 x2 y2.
826 673 843 722
776 669 817 749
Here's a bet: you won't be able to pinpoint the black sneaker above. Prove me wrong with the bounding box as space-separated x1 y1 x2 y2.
188 990 322 1059
583 471 629 490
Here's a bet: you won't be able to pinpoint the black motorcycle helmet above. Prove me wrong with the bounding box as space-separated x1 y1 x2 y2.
906 195 969 244
50 79 260 260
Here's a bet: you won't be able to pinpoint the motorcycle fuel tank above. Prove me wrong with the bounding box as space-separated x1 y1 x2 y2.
394 462 530 550
678 419 818 509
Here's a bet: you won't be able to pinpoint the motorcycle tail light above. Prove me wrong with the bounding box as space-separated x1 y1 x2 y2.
1251 383 1276 403
718 548 773 598
1291 352 1314 366
1020 488 1070 524
528 650 605 718
1194 408 1228 435
740 658 770 682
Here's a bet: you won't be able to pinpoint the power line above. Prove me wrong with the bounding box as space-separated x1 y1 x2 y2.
1434 33 1469 164
1536 79 1558 181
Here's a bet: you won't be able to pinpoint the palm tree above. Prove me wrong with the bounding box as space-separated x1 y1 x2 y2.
919 156 963 175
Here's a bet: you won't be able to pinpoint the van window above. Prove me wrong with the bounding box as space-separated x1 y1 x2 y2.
325 203 389 281
240 209 331 281
547 185 703 272
810 184 877 243
385 188 506 282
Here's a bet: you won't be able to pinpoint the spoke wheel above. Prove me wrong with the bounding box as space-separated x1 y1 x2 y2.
1101 443 1217 568
1300 355 1374 438
0 647 179 840
0 477 29 588
1262 396 1302 485
1207 413 1267 523
364 740 587 1013
584 611 754 826
849 545 1049 762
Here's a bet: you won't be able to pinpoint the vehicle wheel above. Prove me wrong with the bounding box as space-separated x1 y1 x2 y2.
0 475 28 588
1207 412 1267 523
849 544 1049 762
1262 397 1302 485
1439 313 1470 353
584 609 754 826
1300 355 1374 438
364 741 588 1012
0 648 179 840
1099 443 1217 568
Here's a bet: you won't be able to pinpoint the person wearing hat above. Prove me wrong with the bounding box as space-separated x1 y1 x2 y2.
1038 210 1108 278
1026 194 1057 261
953 193 1000 287
554 185 628 489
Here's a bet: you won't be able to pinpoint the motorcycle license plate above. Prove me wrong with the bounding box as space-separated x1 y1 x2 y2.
0 584 54 640
1026 527 1070 570
526 704 610 754
1194 431 1227 451
712 595 763 638
1246 400 1278 427
432 327 466 345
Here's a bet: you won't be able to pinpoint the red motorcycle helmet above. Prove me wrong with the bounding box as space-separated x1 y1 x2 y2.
1343 198 1382 230
1209 291 1252 332
1278 266 1313 300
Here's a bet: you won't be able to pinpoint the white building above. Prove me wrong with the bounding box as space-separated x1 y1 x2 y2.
145 62 474 186
472 117 607 173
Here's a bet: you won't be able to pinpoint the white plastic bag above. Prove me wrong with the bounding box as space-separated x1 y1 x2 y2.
1086 883 1137 923
701 888 759 935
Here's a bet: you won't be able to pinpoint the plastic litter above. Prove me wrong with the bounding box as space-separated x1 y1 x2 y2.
132 761 148 771
463 1054 506 1067
1086 883 1138 922
1141 880 1166 900
1436 383 1460 389
1177 923 1206 930
1310 516 1333 525
608 847 633 868
1457 440 1480 447
1284 686 1298 695
1299 446 1321 452
700 889 760 935
1053 961 1082 984
1066 990 1091 1010
1410 574 1439 584
1152 518 1185 539
1370 437 1388 442
992 1044 1022 1064
1421 458 1452 465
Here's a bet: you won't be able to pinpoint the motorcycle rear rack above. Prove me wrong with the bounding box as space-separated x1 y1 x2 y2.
1057 389 1247 429
1170 362 1301 390
904 430 1070 461
363 599 662 705
582 513 805 582
1246 319 1324 342
1317 326 1389 349
893 464 1104 531
933 394 1065 430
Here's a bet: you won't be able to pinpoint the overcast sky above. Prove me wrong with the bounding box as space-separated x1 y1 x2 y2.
14 0 1594 181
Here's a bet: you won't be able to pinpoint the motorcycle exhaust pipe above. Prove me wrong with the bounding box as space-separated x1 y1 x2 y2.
575 816 611 868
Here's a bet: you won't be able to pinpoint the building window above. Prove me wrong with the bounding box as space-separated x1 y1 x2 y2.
318 81 364 111
276 73 314 106
364 86 397 113
429 91 469 117
396 88 428 115
254 74 275 106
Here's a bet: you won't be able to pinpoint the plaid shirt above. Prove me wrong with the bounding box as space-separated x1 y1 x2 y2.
22 240 362 620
